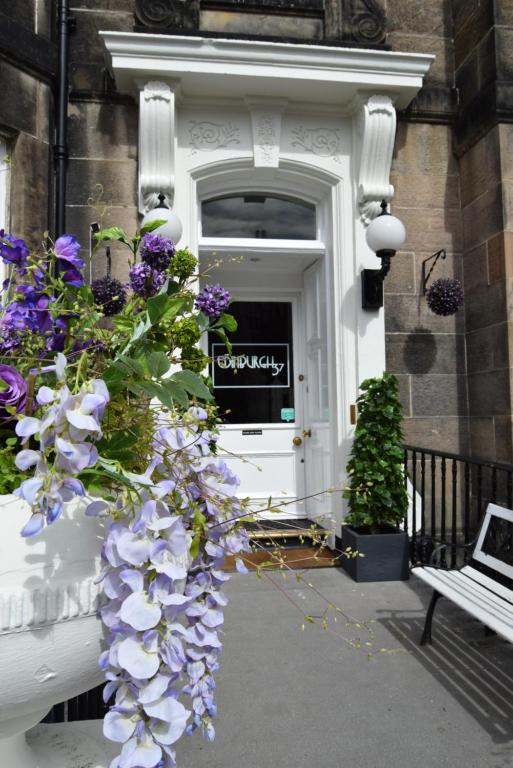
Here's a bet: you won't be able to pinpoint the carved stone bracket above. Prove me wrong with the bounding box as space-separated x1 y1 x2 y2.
353 94 396 224
246 99 287 168
138 80 178 214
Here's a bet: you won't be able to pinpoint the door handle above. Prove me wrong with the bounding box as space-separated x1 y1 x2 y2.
302 429 312 438
292 436 302 447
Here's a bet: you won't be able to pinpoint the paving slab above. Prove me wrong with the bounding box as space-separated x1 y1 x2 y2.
176 567 513 768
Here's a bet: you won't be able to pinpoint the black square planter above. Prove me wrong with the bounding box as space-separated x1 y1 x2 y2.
341 525 409 582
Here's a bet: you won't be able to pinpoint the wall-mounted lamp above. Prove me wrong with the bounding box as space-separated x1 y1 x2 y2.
361 200 406 310
141 193 183 245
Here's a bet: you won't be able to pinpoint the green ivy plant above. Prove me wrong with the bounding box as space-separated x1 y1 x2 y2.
343 373 408 534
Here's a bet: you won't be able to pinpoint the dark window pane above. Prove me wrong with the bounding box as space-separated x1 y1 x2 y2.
209 301 294 424
202 195 316 239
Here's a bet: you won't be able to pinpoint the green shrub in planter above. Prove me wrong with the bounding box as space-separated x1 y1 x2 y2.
342 374 409 580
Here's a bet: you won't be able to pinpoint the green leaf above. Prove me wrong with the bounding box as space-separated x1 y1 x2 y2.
148 351 171 378
190 533 201 560
147 294 184 326
161 380 189 409
212 326 232 354
138 219 167 236
215 312 237 332
94 227 129 245
171 370 212 401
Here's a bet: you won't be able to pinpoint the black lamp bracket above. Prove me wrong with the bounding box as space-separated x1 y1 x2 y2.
422 249 447 295
361 249 395 310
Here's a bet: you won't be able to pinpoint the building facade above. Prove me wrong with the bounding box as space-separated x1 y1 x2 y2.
2 1 513 527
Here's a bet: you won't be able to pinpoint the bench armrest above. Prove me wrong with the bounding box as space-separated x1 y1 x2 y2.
429 540 476 568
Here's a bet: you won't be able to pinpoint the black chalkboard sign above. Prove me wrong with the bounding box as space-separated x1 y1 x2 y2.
212 343 290 388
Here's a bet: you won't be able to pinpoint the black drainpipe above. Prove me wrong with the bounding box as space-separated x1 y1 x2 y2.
54 0 71 238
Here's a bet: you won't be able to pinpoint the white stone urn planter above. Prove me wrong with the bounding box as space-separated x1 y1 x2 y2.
0 493 106 767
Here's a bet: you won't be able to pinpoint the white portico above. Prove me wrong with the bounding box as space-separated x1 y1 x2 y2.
101 32 432 532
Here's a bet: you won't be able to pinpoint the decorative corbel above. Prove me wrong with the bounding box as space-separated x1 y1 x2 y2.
353 94 396 223
138 80 178 214
246 98 288 168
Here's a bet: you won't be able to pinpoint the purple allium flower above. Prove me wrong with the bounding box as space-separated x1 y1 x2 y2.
194 284 231 320
0 232 29 271
426 277 464 316
54 235 85 271
140 233 175 273
0 364 27 419
129 262 165 298
92 275 127 316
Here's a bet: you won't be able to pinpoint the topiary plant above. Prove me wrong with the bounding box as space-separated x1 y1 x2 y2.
343 373 408 534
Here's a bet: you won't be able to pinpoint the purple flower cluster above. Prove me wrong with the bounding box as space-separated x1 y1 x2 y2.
140 233 176 273
426 277 464 316
94 408 249 767
0 233 85 354
14 354 109 536
55 235 85 289
129 262 165 298
0 231 29 272
194 285 230 320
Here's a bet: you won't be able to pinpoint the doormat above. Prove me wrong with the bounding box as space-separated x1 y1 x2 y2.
223 545 339 571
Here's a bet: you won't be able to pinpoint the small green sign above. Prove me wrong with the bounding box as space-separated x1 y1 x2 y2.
281 407 295 422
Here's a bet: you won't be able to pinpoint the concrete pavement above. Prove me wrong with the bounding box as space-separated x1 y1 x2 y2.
178 567 513 768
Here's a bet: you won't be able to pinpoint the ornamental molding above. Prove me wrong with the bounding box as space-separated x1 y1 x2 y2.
346 0 386 46
101 33 434 112
134 0 199 31
246 100 287 168
291 126 342 162
353 94 396 224
0 577 101 636
139 80 179 214
188 121 241 154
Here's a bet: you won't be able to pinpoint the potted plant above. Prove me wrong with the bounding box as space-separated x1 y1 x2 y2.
342 373 409 582
0 224 250 767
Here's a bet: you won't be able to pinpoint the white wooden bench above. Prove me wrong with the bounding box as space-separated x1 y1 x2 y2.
412 503 513 645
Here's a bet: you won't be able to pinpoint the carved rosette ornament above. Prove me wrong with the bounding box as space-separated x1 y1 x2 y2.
350 0 386 45
134 0 199 31
138 81 177 214
353 94 396 224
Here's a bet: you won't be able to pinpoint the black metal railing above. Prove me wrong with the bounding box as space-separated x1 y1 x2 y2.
403 444 513 566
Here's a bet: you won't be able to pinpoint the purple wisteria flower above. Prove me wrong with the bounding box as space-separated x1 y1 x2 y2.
92 275 127 316
0 232 29 271
14 354 109 535
54 235 85 271
194 285 230 320
0 364 27 420
129 262 165 298
140 233 175 273
93 407 250 766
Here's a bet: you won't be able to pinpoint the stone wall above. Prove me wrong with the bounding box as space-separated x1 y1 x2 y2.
0 1 54 243
385 122 467 454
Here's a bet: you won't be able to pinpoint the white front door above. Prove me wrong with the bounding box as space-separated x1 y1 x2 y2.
210 298 306 518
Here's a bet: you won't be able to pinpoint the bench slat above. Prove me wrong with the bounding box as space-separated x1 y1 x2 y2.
461 566 513 604
413 567 513 643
